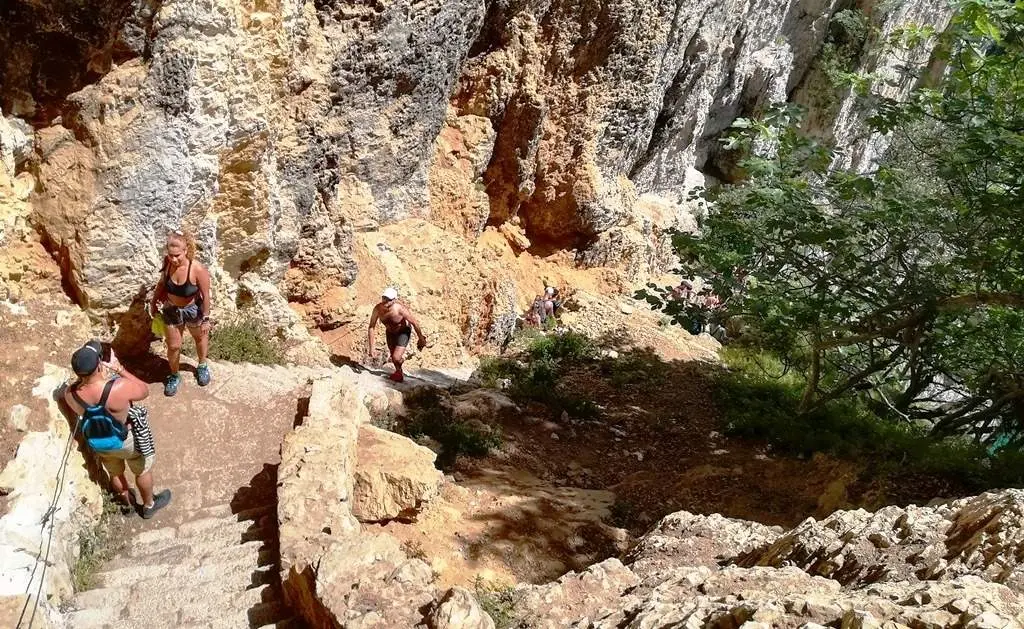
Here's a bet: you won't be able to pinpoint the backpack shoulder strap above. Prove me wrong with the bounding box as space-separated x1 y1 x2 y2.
97 379 116 408
69 385 88 409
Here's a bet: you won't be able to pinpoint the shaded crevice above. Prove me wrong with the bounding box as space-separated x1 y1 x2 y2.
627 27 709 181
0 0 139 122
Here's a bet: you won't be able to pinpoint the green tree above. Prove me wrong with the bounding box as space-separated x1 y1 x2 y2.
642 0 1024 446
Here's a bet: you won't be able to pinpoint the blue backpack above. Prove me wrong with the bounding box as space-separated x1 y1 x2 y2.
70 380 128 452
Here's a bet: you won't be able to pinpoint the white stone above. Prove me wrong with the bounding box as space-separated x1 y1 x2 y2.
429 587 496 629
7 405 29 432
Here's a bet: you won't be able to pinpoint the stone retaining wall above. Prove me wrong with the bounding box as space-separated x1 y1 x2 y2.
277 377 493 628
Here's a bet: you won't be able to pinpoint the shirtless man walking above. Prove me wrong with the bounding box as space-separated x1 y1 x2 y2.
367 287 427 382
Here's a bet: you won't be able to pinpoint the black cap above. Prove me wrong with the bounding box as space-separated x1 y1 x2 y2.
71 340 103 376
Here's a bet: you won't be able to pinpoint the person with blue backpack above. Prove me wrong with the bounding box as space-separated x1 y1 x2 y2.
63 340 171 519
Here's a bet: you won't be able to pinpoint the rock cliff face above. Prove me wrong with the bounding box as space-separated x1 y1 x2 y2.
0 0 952 358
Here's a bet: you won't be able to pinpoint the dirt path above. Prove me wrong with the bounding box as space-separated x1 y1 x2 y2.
373 352 863 587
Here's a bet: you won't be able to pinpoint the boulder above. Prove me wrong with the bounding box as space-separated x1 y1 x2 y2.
428 587 495 629
628 510 783 578
352 424 444 522
514 559 640 629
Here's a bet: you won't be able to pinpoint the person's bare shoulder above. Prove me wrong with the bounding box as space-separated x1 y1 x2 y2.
111 374 148 406
63 387 81 415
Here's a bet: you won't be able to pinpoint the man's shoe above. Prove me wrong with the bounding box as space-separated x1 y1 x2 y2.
164 373 181 397
195 363 211 387
142 489 172 519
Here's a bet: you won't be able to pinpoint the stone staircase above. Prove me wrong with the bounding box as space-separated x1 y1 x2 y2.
63 502 300 629
57 358 470 628
58 359 323 629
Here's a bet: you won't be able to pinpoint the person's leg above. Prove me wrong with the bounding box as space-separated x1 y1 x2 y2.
389 345 407 381
164 321 184 396
100 457 130 503
187 320 211 386
135 469 155 507
129 455 170 518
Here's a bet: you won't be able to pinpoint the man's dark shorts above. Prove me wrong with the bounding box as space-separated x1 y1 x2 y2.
162 301 203 327
386 325 412 350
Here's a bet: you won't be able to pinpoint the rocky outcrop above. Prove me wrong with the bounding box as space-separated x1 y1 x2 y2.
505 495 1024 628
0 364 103 629
352 424 444 523
427 587 496 629
627 510 783 578
0 0 138 121
742 490 1024 591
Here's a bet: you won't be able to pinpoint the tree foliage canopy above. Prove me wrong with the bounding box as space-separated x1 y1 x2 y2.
642 0 1024 446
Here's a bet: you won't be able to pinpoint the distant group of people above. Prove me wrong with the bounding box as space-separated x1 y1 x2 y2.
672 278 728 342
525 285 563 328
63 229 432 519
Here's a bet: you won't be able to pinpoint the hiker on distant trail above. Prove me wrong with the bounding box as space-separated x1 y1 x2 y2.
150 229 213 397
672 279 695 303
542 286 562 319
64 340 171 519
526 285 562 328
367 286 427 383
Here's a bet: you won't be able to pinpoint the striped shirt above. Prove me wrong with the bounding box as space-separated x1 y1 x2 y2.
127 406 156 457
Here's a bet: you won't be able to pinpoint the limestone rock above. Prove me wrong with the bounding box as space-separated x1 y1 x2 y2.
577 568 1024 629
352 424 444 523
7 404 29 432
742 490 1024 591
429 109 497 238
628 510 784 578
0 364 102 617
515 559 640 628
429 587 496 629
278 378 443 628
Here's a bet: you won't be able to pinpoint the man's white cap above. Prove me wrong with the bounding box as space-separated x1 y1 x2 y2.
545 286 554 295
381 287 398 300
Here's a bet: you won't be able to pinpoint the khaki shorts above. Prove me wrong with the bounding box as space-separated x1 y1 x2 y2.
97 431 155 477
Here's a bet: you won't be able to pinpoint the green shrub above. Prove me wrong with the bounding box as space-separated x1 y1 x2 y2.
717 346 1024 491
401 388 501 469
526 331 595 362
474 332 602 420
473 576 526 629
72 494 125 591
477 356 526 389
206 317 284 365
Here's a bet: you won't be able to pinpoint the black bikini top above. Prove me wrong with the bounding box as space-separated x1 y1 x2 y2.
165 259 199 298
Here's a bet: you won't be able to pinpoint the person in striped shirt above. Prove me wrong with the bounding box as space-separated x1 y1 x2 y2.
64 341 171 519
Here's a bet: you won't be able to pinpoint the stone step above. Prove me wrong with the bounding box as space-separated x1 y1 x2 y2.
96 547 274 590
115 516 272 565
64 606 120 628
195 502 276 522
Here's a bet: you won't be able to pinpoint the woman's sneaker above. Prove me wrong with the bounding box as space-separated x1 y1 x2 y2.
142 489 172 519
164 373 181 397
195 363 211 387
